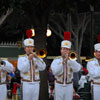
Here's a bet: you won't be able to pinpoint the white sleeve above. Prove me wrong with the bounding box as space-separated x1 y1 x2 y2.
87 61 100 78
17 57 30 73
78 79 82 85
35 57 46 71
69 60 82 72
0 60 14 73
51 59 63 76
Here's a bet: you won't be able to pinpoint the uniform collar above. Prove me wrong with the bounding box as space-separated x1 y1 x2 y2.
94 58 100 65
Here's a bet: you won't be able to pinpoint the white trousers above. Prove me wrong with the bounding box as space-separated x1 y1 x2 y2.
0 84 7 100
54 83 73 100
92 84 100 100
23 82 40 100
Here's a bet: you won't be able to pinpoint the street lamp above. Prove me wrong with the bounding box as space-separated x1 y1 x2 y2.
46 28 52 37
46 24 52 37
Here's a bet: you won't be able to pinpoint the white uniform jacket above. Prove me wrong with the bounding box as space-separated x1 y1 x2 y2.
0 60 14 84
17 54 46 83
51 56 82 84
87 58 100 83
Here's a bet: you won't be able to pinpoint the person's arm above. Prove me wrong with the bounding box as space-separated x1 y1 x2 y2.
51 59 63 76
69 60 82 72
17 57 30 73
35 57 46 71
28 52 46 71
0 60 14 73
87 61 100 78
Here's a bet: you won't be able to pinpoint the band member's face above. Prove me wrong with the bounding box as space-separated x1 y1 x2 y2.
61 47 70 57
24 46 34 55
95 51 100 60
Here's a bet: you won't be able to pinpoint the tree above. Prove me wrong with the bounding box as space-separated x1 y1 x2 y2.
1 1 100 100
49 12 91 60
70 12 91 59
0 8 13 25
0 0 15 25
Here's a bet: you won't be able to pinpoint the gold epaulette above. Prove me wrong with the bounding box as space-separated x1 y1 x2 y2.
54 56 61 59
0 58 8 60
88 58 94 62
18 54 26 57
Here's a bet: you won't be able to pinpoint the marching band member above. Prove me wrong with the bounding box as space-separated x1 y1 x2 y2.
87 43 100 100
17 38 46 100
0 58 14 100
51 32 82 100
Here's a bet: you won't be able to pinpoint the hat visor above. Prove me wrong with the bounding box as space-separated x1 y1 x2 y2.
61 46 71 49
96 49 100 51
25 44 34 46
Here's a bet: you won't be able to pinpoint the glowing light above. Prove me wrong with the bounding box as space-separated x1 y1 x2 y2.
32 29 35 37
46 29 52 37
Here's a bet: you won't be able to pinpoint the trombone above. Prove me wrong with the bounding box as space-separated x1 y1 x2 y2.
0 60 6 67
30 49 46 63
68 51 78 61
37 49 47 58
30 48 47 59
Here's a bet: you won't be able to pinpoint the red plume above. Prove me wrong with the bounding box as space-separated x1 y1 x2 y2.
98 34 100 43
64 31 71 40
26 29 32 38
82 68 88 75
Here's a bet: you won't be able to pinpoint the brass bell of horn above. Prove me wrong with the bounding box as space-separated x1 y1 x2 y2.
37 49 47 58
68 51 78 61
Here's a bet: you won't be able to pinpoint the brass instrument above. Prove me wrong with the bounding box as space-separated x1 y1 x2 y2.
37 49 47 58
30 50 45 63
68 51 78 61
0 60 6 67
